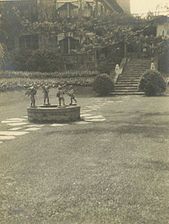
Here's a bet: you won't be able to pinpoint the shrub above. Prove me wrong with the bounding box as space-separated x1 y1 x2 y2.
93 73 114 96
97 61 114 75
139 70 166 96
25 50 62 72
11 50 64 72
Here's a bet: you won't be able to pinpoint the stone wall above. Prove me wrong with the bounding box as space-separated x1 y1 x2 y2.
27 105 81 123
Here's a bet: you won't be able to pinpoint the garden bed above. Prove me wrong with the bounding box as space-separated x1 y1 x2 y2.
0 71 97 92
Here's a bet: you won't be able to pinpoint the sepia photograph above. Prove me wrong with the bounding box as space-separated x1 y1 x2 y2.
0 0 169 223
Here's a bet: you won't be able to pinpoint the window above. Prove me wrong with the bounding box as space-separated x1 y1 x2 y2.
19 35 39 50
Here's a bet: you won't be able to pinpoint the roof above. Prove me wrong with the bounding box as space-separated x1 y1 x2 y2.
0 0 125 14
57 0 124 13
100 0 123 13
57 2 78 11
152 16 169 25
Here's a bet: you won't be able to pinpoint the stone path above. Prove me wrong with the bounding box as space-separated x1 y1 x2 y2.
0 99 117 144
0 98 126 144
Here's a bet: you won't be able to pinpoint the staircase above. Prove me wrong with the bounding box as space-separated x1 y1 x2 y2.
113 58 151 95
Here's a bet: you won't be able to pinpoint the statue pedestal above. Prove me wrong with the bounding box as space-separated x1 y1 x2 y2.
27 105 80 123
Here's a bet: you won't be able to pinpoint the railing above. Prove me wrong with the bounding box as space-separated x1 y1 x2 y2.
152 56 159 70
114 57 127 84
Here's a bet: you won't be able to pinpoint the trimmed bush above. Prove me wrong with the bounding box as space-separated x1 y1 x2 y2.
93 73 114 96
139 70 166 96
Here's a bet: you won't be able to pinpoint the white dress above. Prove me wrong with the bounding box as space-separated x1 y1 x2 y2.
150 62 155 70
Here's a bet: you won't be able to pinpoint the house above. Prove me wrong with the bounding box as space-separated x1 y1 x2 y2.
153 16 169 39
56 2 79 18
59 36 80 54
0 0 130 71
18 33 39 50
6 0 130 52
55 0 131 18
157 22 169 39
0 0 131 20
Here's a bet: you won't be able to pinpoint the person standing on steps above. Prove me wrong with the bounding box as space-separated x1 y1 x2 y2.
150 62 156 70
114 64 121 83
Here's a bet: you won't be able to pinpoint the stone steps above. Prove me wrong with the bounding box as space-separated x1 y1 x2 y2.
123 70 145 73
117 81 139 84
127 65 149 68
116 84 139 87
119 75 141 77
124 71 144 73
115 83 138 87
127 67 149 70
111 91 144 95
114 87 139 91
119 74 141 76
113 58 151 95
116 85 139 88
118 78 141 81
119 76 141 79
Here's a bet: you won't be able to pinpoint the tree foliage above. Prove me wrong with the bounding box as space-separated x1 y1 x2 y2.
93 73 114 96
1 2 169 73
11 50 64 72
139 70 166 96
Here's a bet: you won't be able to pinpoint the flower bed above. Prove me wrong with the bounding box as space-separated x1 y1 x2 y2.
0 70 98 92
0 77 95 92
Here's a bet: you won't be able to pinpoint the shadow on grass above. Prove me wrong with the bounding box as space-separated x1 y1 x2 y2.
115 125 168 140
122 159 169 172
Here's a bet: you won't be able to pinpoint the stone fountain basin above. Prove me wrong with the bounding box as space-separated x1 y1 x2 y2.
27 105 80 123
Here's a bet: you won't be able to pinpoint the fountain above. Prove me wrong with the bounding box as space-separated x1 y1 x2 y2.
27 105 81 123
26 85 81 123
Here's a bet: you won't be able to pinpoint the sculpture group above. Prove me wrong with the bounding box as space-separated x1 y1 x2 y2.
25 84 77 108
